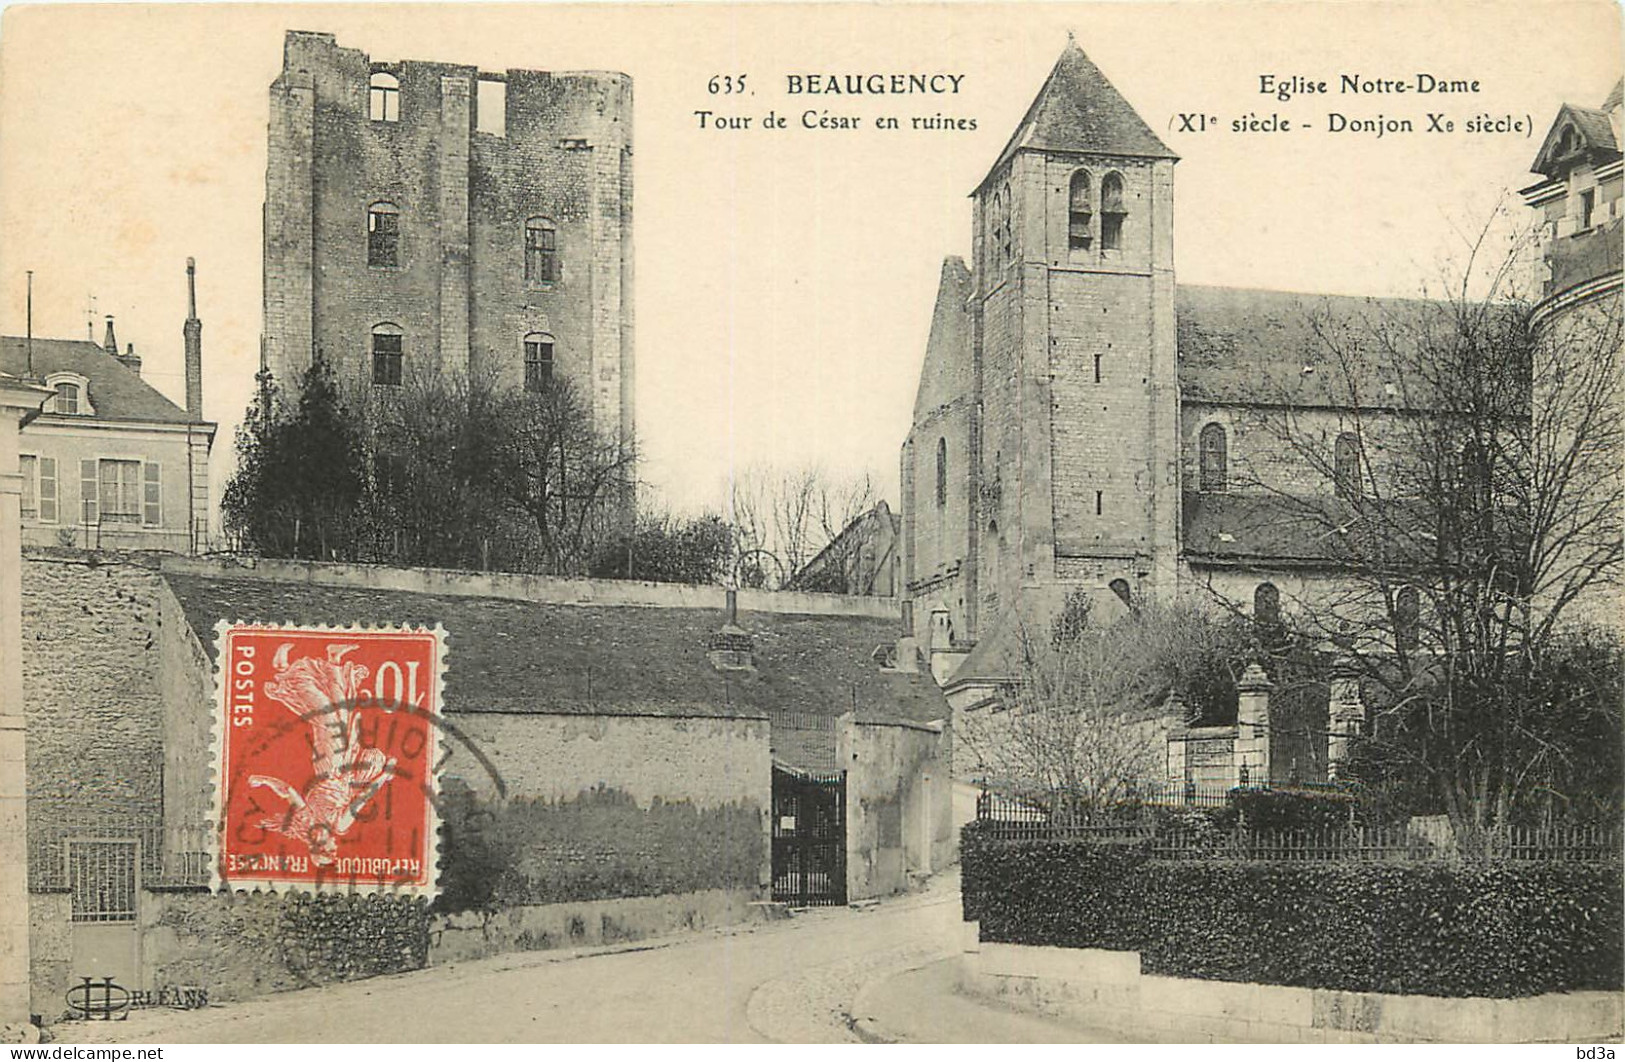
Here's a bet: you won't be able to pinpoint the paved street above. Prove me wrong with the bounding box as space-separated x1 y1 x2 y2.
52 870 1104 1044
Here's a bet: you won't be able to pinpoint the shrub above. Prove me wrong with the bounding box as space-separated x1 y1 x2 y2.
1227 786 1359 831
961 828 1623 998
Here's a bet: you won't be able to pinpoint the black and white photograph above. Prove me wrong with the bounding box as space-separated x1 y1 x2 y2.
0 0 1619 1046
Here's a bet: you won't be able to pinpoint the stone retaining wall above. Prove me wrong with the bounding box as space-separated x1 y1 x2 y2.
956 922 1625 1043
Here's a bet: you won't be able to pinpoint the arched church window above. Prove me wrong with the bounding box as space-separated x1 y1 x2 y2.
1199 422 1228 493
1108 578 1133 610
1254 582 1281 626
999 184 1014 264
1395 585 1420 652
369 72 400 122
935 438 948 509
1068 170 1093 251
1100 172 1126 251
1334 432 1363 500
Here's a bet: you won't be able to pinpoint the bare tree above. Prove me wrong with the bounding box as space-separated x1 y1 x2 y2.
726 463 878 588
960 597 1251 823
1227 214 1623 837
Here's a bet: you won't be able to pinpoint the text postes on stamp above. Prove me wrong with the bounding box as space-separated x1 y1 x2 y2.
213 623 445 898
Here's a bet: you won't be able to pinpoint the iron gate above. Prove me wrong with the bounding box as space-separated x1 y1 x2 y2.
771 766 846 906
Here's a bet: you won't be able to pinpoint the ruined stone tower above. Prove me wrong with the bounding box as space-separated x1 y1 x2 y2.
261 30 635 459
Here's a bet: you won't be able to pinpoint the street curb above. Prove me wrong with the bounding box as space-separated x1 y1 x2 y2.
844 950 957 1044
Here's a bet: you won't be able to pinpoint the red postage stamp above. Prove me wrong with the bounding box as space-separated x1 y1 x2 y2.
212 622 445 897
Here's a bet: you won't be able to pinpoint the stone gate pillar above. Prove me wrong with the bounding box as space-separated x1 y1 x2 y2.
0 376 52 1030
1327 656 1365 780
1234 663 1273 787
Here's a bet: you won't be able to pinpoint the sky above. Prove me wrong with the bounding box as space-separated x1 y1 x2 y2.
0 0 1620 524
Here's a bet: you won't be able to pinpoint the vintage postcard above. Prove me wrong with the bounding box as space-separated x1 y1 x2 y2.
0 0 1619 1048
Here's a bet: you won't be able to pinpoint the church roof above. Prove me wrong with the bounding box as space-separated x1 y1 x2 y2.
1182 491 1435 570
976 39 1175 193
0 336 201 426
1174 285 1482 411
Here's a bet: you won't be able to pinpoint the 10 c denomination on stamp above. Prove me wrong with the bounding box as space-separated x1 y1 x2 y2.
212 622 446 898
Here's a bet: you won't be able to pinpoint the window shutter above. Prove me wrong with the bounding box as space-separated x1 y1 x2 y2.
39 457 57 523
80 459 98 524
143 462 162 526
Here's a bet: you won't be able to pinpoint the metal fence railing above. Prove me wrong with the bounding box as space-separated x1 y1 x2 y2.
972 790 1621 862
28 816 212 892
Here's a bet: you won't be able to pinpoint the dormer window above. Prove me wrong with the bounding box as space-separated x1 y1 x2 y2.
369 72 400 122
45 372 93 416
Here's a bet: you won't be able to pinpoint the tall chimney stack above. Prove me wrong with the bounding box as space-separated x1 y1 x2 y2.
183 257 203 420
102 315 118 356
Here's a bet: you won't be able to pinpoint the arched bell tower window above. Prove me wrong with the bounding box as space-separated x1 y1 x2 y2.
1068 170 1093 251
1199 422 1228 493
369 72 400 122
1100 172 1126 251
1334 432 1363 500
1109 578 1133 609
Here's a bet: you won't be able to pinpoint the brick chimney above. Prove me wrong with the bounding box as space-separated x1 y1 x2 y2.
707 589 755 671
101 315 118 356
183 258 203 419
118 342 142 376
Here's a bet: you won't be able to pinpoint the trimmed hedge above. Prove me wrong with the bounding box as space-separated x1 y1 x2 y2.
962 826 1623 998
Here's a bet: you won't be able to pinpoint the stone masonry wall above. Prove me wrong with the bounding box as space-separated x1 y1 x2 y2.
264 31 632 448
21 550 168 886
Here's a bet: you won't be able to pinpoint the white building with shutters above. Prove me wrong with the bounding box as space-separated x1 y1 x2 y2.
3 312 213 555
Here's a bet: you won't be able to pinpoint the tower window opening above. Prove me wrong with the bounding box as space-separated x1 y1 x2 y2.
935 438 948 509
367 202 400 268
525 217 558 284
1095 490 1103 515
1068 170 1093 251
371 323 404 386
1580 188 1596 230
1100 172 1126 251
477 78 507 137
523 332 555 392
369 72 400 122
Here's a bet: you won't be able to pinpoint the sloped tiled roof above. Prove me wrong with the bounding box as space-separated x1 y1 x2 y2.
163 574 948 729
945 582 1131 692
1175 285 1466 411
0 337 198 425
1531 101 1623 178
1182 492 1432 569
978 40 1175 192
